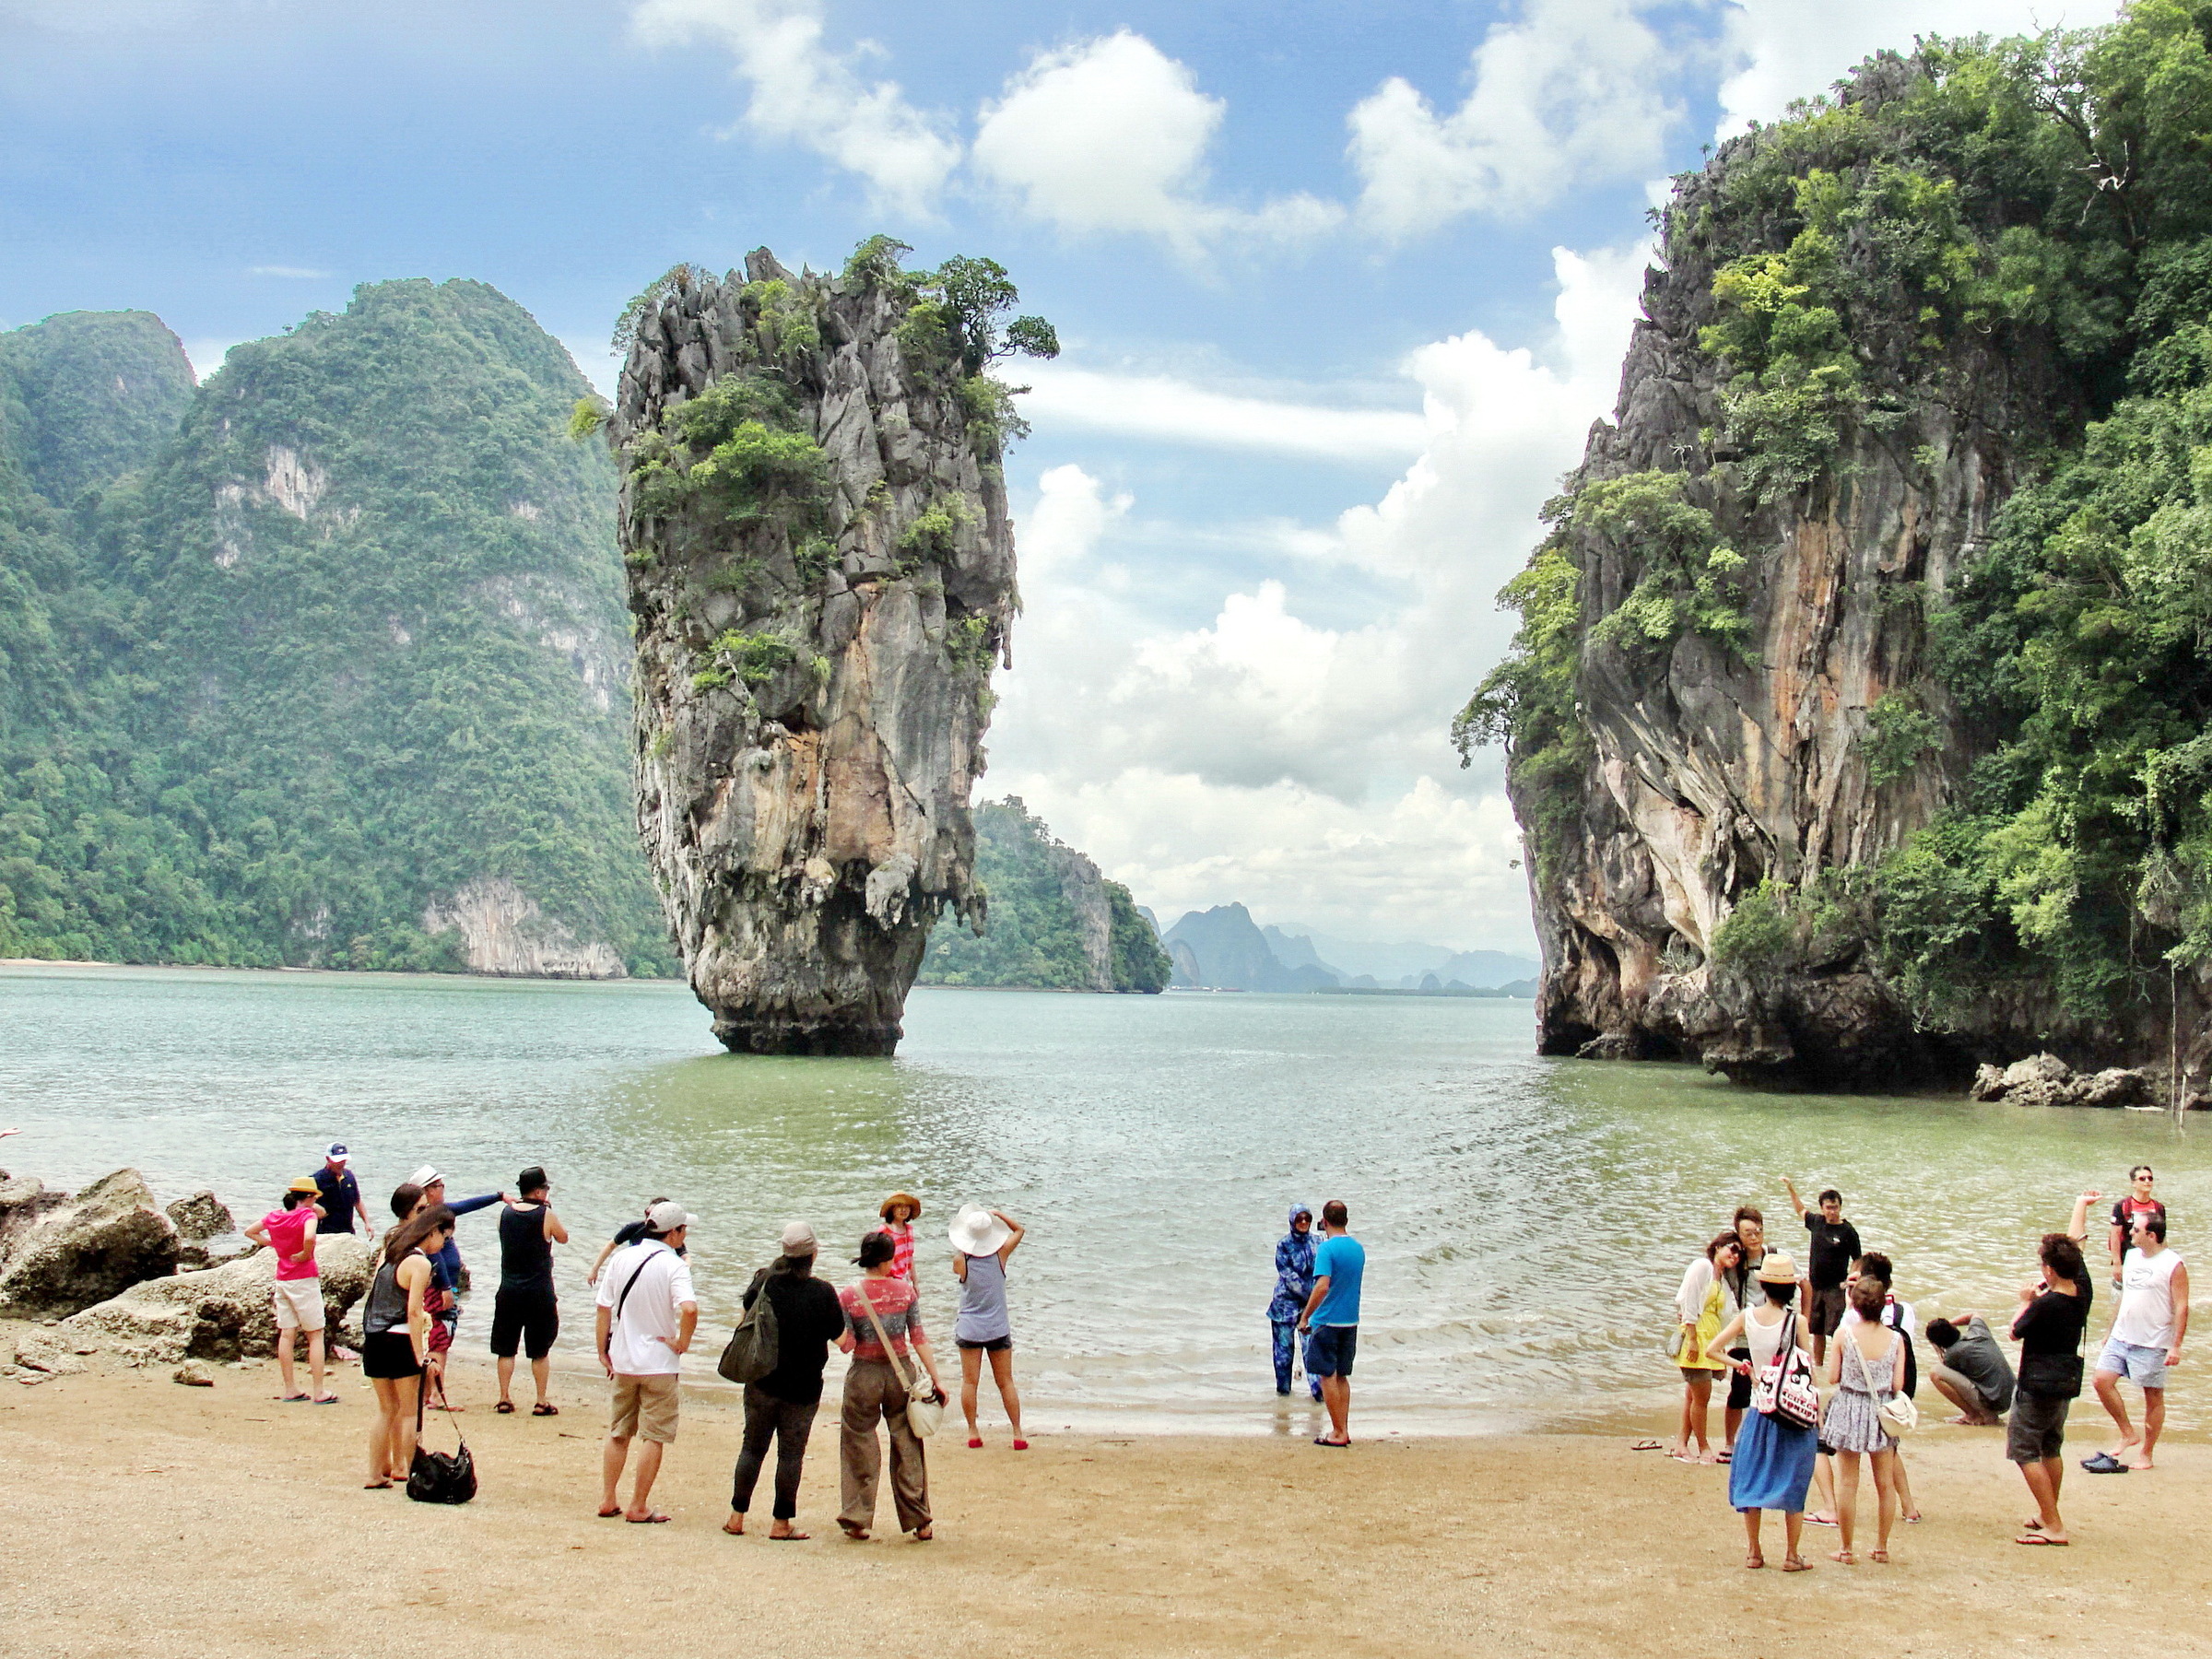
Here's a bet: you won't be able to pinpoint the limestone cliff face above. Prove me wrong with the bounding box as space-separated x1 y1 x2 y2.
422 878 627 979
615 254 1014 1054
1515 120 2077 1088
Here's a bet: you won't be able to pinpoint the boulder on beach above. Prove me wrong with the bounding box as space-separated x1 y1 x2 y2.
165 1191 233 1241
0 1170 181 1317
65 1234 373 1364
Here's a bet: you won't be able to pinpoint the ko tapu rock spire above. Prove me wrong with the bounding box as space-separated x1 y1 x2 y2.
606 241 1052 1054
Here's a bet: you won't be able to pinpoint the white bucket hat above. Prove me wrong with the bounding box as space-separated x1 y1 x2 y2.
948 1204 1011 1256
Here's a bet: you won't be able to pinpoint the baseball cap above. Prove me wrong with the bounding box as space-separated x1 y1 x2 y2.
647 1200 696 1234
780 1220 817 1255
325 1143 349 1161
408 1166 441 1188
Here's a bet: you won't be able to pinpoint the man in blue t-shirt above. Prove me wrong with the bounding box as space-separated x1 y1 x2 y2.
1298 1198 1365 1447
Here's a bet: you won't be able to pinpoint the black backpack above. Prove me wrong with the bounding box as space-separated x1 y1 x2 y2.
718 1267 781 1385
407 1379 477 1504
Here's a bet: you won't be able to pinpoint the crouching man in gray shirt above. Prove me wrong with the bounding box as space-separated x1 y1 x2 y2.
1926 1313 2016 1426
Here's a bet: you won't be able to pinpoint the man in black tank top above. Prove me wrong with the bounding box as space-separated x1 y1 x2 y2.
491 1167 569 1415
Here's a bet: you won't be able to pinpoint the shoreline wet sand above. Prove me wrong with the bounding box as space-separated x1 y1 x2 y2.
7 1349 2212 1656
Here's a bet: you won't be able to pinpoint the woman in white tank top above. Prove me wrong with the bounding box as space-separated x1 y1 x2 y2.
1702 1252 1819 1571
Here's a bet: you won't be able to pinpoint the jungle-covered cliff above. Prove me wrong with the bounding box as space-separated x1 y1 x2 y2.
607 241 1054 1053
0 282 672 975
1465 0 2212 1091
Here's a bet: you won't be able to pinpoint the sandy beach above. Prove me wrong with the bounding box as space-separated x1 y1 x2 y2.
6 1343 2212 1658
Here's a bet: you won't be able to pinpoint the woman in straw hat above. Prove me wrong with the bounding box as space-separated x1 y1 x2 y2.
1704 1250 1818 1571
949 1204 1027 1450
876 1193 922 1281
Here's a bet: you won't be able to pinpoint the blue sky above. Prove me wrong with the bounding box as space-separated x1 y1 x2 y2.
0 0 2119 949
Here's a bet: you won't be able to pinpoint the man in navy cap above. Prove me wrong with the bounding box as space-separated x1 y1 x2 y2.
312 1144 365 1238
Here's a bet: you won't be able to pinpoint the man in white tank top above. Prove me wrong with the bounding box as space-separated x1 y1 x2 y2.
2085 1212 2188 1473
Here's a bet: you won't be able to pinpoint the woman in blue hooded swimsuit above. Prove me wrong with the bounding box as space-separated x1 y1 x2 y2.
1269 1205 1323 1399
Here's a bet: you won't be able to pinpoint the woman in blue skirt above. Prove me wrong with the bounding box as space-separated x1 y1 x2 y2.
1704 1251 1818 1571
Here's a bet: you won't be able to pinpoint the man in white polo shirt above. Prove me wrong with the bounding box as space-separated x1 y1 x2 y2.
594 1200 698 1524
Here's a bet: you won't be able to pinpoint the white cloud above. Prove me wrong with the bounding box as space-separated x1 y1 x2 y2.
1018 364 1426 463
973 31 1343 261
630 0 959 210
988 245 1652 949
1348 0 1680 239
249 265 331 279
1716 0 2124 135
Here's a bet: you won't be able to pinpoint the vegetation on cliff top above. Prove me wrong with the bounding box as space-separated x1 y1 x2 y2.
920 798 1171 994
0 284 673 973
1470 0 2212 1035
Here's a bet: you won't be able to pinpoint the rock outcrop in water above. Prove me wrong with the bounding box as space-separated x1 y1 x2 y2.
612 248 1036 1053
1470 25 2212 1094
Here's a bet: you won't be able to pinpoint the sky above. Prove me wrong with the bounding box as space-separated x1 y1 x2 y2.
0 0 2123 951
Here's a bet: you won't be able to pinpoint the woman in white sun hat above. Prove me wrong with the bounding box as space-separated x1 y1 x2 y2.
949 1204 1027 1450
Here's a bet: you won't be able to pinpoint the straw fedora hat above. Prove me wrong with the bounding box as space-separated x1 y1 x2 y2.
948 1204 1011 1256
1756 1250 1800 1285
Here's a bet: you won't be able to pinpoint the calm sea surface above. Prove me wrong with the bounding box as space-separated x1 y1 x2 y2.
3 962 2200 1433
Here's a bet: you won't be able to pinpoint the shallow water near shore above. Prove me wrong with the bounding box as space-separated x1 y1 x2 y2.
4 960 2203 1434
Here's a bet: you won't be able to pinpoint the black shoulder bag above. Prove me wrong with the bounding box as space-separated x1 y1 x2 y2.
718 1266 782 1385
407 1374 478 1504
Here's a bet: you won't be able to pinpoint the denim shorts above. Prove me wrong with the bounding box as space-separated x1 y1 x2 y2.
1309 1324 1358 1378
2098 1337 2171 1389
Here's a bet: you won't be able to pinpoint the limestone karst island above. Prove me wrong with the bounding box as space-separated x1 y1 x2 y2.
8 5 2212 1656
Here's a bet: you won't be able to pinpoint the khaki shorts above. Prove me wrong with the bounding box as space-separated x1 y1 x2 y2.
271 1277 325 1333
609 1372 680 1444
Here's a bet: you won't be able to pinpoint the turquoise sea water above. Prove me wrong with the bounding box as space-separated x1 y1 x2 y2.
2 961 2200 1432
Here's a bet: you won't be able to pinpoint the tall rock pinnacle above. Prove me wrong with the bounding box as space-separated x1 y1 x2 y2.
610 245 1033 1053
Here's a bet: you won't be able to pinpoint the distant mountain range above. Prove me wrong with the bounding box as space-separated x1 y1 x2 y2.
1158 904 1537 994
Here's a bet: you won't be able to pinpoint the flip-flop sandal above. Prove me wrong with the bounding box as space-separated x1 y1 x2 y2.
2081 1453 2129 1474
2016 1533 2069 1546
1630 1440 1664 1452
1715 1450 1733 1463
312 1395 340 1405
364 1479 393 1489
1781 1557 1813 1571
839 1523 869 1541
532 1402 559 1417
1312 1437 1350 1447
770 1531 810 1541
625 1512 672 1524
495 1401 516 1414
276 1394 310 1404
596 1506 623 1518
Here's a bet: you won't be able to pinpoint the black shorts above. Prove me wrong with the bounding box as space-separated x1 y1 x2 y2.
489 1287 559 1359
1726 1350 1753 1411
1808 1285 1847 1336
2008 1391 2072 1464
362 1331 422 1380
1309 1324 1358 1378
957 1335 1012 1353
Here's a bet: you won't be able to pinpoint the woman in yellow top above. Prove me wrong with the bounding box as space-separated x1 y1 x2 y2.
1671 1232 1743 1464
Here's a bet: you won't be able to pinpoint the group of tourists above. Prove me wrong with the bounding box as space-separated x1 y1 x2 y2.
251 1145 1033 1541
1668 1164 2188 1570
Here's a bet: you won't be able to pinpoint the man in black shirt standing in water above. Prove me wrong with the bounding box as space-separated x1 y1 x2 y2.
492 1167 569 1416
1786 1178 1862 1367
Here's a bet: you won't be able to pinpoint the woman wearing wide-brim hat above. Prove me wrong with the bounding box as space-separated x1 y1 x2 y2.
949 1204 1027 1450
876 1193 922 1282
1702 1250 1819 1571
